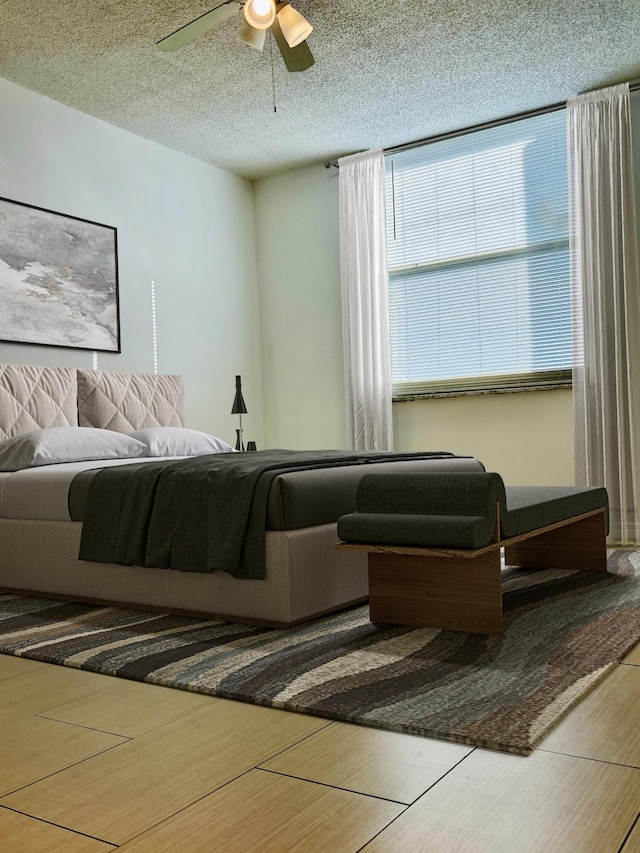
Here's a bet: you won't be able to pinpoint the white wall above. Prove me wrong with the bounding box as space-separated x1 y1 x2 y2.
254 90 640 482
254 165 345 449
0 77 263 448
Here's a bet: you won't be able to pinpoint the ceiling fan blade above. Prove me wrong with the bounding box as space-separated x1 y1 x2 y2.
157 2 241 52
271 16 314 72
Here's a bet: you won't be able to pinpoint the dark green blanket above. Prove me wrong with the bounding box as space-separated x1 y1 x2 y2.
78 449 456 579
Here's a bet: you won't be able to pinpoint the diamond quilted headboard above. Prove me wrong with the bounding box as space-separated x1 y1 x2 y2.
0 364 78 440
77 369 185 432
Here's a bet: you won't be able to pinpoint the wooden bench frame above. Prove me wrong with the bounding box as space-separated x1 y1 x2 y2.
335 505 608 635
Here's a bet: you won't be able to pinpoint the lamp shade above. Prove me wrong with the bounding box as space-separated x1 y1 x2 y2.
277 3 312 47
239 18 266 50
243 0 276 30
231 375 248 414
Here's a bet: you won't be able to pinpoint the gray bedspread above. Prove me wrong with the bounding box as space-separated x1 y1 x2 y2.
78 449 458 579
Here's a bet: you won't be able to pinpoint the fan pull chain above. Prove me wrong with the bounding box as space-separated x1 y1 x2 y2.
270 31 277 113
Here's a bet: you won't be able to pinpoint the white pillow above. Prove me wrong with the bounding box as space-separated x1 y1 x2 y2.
0 427 148 471
129 426 235 457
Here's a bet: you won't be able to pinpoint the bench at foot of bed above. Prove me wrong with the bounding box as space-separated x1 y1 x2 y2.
335 472 609 636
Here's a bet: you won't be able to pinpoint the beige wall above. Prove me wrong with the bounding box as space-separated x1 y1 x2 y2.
393 389 574 484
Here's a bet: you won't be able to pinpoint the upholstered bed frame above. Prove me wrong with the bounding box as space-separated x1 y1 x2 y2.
0 364 484 626
0 363 186 439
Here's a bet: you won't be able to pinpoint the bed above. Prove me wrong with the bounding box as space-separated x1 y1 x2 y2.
0 363 485 625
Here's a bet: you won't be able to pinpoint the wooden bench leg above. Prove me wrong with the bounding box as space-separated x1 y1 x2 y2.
504 508 608 572
367 550 504 636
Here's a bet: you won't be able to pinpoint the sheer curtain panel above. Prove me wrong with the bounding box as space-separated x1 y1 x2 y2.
568 83 640 543
339 149 393 450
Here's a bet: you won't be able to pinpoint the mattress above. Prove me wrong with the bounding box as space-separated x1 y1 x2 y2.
0 457 187 522
0 454 484 528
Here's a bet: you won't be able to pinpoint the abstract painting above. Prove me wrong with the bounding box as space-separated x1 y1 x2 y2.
0 196 120 352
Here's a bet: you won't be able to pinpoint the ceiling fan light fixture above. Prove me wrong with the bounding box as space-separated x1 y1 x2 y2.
239 18 266 50
277 3 313 48
243 0 276 30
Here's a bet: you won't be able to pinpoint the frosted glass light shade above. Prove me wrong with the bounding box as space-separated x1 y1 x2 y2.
239 18 266 50
243 0 276 30
277 3 313 47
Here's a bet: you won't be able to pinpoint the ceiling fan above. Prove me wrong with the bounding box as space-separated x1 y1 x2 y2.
156 0 314 72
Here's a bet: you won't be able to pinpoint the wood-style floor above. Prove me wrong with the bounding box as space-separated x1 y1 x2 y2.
0 642 639 852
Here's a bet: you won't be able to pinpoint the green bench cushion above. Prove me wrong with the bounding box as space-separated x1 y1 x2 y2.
336 511 494 549
502 486 609 537
336 473 609 549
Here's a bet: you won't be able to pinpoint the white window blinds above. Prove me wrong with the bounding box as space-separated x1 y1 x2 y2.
385 109 570 396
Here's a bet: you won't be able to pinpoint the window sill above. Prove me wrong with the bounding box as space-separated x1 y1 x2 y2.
392 383 572 402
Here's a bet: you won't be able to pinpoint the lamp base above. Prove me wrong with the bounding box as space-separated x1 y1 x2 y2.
235 429 245 452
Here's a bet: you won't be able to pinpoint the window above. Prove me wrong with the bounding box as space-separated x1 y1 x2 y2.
385 109 570 397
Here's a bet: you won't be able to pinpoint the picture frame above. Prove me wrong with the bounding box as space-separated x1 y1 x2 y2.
0 196 121 352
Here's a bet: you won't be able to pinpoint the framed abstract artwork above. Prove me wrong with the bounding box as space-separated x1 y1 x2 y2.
0 196 120 352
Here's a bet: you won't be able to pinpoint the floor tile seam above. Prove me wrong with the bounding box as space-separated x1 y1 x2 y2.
96 765 262 848
36 688 277 742
395 746 477 803
33 678 218 734
252 717 336 766
256 746 482 825
10 689 117 719
256 765 413 806
36 711 139 739
0 721 344 841
36 697 217 738
0 738 131 800
0 667 48 686
0 803 118 847
5 728 342 847
537 747 640 771
0 699 109 720
351 748 478 853
1 765 261 847
618 809 640 852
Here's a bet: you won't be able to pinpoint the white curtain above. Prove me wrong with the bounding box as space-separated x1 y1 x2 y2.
339 149 393 450
568 83 640 543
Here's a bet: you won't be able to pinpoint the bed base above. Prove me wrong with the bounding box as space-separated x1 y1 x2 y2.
0 518 368 627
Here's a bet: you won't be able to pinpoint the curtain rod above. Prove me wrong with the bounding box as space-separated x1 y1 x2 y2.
384 100 565 156
386 79 640 156
323 78 640 167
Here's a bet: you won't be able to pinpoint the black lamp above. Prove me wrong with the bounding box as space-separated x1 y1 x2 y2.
231 375 248 451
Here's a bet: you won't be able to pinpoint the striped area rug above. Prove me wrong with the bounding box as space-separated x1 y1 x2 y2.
1 549 640 755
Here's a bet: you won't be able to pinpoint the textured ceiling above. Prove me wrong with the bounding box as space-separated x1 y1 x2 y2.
1 1 639 180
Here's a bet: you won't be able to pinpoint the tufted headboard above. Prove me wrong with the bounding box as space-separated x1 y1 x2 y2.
0 364 78 440
0 364 185 438
77 369 185 432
